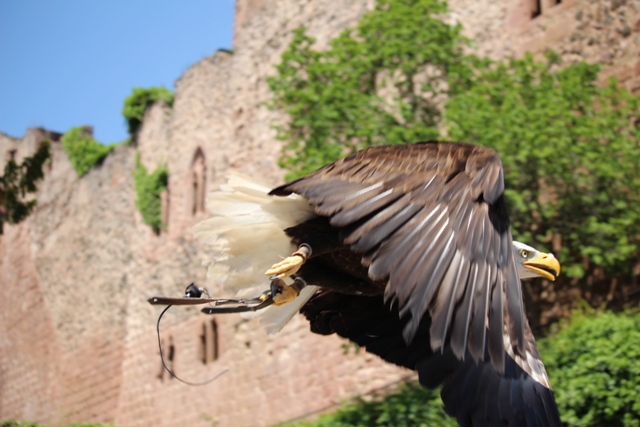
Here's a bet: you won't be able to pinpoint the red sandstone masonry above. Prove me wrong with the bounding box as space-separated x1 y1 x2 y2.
0 225 61 422
1 0 640 426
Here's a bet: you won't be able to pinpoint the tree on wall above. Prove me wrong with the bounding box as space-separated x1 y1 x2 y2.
446 53 640 280
0 141 50 234
267 0 640 283
267 0 472 180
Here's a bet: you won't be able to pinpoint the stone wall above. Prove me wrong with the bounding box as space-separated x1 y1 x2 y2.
1 134 134 423
1 1 406 426
1 0 639 426
449 0 640 92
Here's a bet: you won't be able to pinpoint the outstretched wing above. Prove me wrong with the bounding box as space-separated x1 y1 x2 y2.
302 292 560 427
271 141 526 371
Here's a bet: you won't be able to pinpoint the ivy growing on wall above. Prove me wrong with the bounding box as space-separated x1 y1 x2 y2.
132 153 168 233
0 140 50 233
267 0 640 280
122 87 175 137
267 0 472 180
61 127 116 177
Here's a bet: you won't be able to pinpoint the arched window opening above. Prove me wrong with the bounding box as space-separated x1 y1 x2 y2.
531 0 541 18
158 336 176 381
199 323 207 364
211 319 219 361
191 148 206 215
530 0 561 19
200 318 220 364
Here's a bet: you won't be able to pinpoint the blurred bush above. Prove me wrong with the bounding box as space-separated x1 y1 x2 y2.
122 86 174 137
1 422 115 427
281 381 456 427
61 127 115 177
539 309 640 427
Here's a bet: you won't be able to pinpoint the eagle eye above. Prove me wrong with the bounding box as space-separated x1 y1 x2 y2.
519 249 529 259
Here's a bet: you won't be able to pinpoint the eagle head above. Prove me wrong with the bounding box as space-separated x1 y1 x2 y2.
512 241 561 281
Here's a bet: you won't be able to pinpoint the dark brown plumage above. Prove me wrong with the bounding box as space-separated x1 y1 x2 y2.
269 141 561 426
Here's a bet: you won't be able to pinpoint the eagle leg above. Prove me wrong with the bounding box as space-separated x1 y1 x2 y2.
270 276 307 306
265 244 312 279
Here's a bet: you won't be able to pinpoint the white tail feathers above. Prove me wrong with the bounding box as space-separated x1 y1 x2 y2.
193 174 317 333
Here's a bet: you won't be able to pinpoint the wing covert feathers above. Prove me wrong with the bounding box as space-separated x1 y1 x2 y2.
272 141 526 373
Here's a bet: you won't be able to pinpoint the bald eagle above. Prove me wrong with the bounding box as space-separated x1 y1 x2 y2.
193 141 562 426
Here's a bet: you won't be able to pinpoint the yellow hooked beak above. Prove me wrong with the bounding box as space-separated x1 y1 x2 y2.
523 252 561 281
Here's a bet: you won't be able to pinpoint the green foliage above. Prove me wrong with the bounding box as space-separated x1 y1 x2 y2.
267 0 472 179
539 310 640 427
445 53 640 279
61 127 116 177
0 141 50 233
281 382 455 427
122 86 174 136
133 153 168 233
268 0 640 279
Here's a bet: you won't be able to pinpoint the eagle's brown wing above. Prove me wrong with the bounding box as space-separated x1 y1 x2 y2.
301 292 560 426
271 141 526 372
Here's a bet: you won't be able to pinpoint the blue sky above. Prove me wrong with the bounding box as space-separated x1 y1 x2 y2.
0 1 235 144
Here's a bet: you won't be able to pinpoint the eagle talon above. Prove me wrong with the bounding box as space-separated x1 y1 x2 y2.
270 277 306 306
272 286 301 306
265 244 312 279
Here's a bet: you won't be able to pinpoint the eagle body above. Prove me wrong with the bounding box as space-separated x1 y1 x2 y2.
193 141 562 427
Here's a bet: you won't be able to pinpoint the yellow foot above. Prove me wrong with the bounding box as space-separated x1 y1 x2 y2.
265 255 304 279
270 277 308 306
272 284 301 306
264 244 312 279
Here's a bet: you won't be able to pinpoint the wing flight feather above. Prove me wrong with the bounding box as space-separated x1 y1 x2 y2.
271 141 525 372
300 292 560 426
